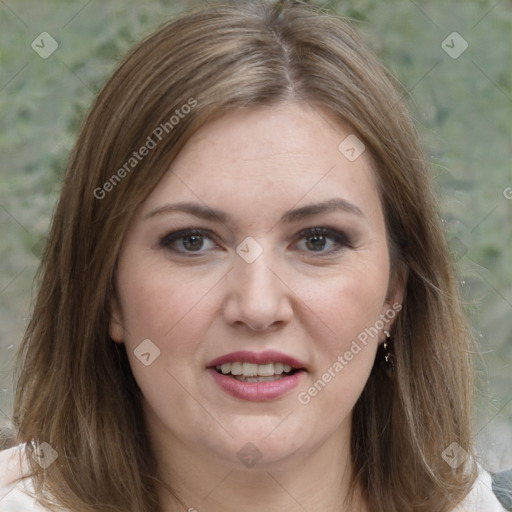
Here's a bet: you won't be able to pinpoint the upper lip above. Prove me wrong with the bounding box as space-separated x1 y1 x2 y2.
207 350 306 370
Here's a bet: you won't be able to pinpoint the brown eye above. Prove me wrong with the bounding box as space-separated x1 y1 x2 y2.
305 233 328 251
181 234 205 251
159 229 217 254
296 227 353 255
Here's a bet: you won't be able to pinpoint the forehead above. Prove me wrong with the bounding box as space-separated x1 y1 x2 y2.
141 103 383 228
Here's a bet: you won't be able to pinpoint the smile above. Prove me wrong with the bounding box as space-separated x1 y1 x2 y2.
215 362 296 382
207 351 306 401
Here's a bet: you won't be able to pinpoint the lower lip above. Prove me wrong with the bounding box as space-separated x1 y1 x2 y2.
207 368 305 402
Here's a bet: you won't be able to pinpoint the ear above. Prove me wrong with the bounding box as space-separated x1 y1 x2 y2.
379 261 408 342
108 293 125 343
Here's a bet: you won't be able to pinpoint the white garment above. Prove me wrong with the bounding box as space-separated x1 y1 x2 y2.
0 444 46 511
0 444 507 511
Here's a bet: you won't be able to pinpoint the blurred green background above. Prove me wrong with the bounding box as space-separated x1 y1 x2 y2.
0 0 511 469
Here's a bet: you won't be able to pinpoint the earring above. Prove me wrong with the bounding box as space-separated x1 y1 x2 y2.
382 330 395 379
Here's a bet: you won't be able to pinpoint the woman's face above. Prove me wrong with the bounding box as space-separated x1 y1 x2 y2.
110 103 402 471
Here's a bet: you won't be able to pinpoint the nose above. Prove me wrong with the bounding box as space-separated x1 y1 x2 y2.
221 250 293 332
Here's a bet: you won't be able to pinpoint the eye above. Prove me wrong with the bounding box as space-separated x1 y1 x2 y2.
158 226 353 257
295 227 353 255
159 228 218 254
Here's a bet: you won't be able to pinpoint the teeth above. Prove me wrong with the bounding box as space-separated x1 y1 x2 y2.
230 362 242 375
243 362 258 377
233 375 284 383
257 363 274 376
214 362 296 377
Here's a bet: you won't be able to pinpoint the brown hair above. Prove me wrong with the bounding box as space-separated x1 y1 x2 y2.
12 1 477 510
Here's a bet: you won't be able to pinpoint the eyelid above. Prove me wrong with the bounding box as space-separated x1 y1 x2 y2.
159 226 354 256
296 226 352 244
159 228 218 251
294 226 354 254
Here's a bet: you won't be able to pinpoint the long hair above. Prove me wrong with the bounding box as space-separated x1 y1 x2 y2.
12 1 477 510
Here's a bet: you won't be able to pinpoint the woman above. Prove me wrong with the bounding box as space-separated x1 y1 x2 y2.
0 0 506 510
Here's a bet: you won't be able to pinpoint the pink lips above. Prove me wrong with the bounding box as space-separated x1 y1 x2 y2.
206 350 307 402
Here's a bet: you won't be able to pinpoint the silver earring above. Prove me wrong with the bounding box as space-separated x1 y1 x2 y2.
382 330 395 378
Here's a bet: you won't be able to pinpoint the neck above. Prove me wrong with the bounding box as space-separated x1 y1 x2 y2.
147 412 369 512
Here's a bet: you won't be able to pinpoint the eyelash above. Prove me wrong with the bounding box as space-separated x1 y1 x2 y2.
158 227 354 257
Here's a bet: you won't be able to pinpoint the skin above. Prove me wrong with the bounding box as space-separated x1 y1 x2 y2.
110 103 404 512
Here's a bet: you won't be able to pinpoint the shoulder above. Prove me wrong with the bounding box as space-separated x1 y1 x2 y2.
0 444 49 511
452 464 508 512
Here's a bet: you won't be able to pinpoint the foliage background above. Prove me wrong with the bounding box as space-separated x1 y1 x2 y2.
0 0 511 470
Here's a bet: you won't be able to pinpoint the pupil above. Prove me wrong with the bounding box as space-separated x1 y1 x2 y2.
307 235 326 251
184 235 203 251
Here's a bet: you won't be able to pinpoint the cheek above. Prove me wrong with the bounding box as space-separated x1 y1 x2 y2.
294 260 390 351
115 259 217 402
293 270 387 420
117 256 220 345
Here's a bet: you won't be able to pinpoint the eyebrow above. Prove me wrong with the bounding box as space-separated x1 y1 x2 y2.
144 198 364 225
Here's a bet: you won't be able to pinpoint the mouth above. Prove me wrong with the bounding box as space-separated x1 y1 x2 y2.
206 350 307 401
213 361 299 383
